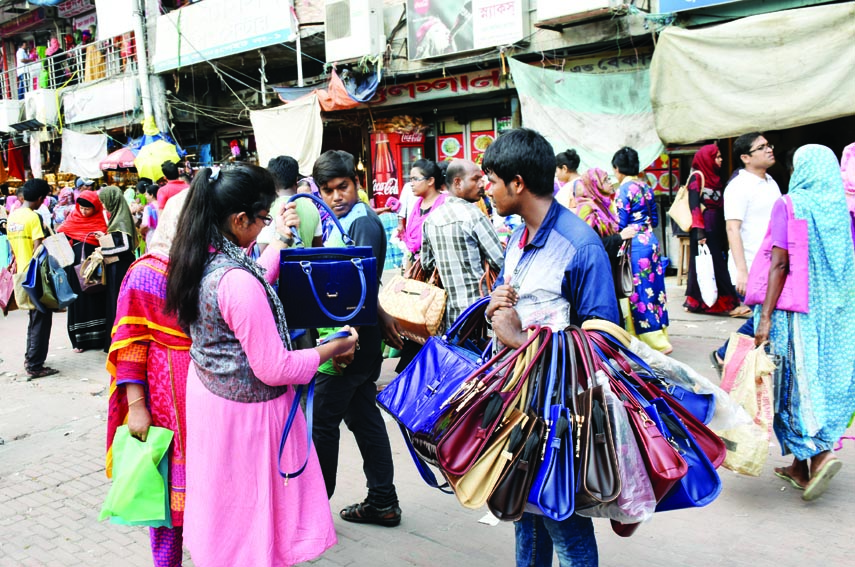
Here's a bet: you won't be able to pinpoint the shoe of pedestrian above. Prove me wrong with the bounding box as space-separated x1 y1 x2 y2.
26 367 60 380
802 459 842 501
340 500 402 527
709 350 723 377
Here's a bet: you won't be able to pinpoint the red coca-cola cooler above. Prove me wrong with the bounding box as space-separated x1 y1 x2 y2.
370 131 425 208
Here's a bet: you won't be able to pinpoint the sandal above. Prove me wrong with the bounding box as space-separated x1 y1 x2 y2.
26 367 59 380
709 351 723 377
340 501 401 527
729 305 752 318
774 467 805 490
802 459 842 502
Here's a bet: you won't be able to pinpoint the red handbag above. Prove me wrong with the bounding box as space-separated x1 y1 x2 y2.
435 327 550 477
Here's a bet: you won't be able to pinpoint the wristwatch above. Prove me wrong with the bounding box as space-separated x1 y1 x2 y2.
276 232 293 245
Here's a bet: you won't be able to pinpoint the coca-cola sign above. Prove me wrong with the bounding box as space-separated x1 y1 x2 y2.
400 133 425 143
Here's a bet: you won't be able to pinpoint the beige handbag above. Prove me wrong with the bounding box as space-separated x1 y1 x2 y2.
379 274 446 344
42 225 75 268
667 171 704 233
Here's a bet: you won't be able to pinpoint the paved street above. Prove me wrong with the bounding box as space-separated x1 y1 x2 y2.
1 279 853 567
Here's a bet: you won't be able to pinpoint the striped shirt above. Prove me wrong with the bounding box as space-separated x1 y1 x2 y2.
421 195 504 328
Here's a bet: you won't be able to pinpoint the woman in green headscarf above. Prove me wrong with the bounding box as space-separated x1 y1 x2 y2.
100 186 139 351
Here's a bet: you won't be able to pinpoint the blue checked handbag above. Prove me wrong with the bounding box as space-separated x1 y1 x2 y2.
278 193 377 329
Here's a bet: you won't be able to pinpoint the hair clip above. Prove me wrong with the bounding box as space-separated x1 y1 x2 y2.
210 167 221 181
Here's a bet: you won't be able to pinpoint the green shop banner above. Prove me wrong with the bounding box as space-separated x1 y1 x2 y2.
508 58 664 173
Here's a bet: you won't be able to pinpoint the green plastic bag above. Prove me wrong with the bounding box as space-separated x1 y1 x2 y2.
99 425 173 527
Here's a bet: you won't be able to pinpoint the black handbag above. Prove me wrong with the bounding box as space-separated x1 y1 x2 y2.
278 194 377 329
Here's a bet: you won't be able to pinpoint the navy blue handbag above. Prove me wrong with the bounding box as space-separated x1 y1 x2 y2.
278 193 377 329
22 247 48 313
526 330 576 521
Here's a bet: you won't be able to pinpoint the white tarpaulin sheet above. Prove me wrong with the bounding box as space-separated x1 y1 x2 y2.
95 0 134 41
650 3 855 144
509 58 665 172
59 129 107 179
250 94 323 177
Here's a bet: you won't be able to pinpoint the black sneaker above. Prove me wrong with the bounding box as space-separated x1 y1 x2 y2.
340 501 401 527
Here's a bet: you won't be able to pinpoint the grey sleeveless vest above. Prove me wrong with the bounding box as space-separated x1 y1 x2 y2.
189 253 288 403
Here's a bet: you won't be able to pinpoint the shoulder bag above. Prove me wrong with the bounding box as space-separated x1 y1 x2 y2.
667 171 703 233
614 240 633 298
42 224 75 268
39 252 77 310
379 273 446 344
570 327 621 509
279 193 378 328
0 258 14 312
525 330 577 521
744 195 809 313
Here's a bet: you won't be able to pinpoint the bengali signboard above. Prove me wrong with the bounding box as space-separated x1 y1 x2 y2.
152 0 295 73
369 69 511 106
407 0 526 60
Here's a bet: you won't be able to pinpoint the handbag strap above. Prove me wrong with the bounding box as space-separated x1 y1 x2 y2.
278 380 314 483
299 257 368 323
287 193 355 246
443 296 491 344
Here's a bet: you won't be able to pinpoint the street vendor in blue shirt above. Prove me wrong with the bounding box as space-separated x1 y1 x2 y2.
484 128 618 567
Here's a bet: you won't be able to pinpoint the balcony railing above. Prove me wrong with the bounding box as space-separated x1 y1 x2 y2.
1 33 138 101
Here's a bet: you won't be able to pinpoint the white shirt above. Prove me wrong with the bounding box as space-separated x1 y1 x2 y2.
397 182 415 220
16 47 29 77
723 169 781 279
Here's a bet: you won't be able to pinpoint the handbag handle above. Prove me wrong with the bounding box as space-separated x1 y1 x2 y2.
298 257 368 323
286 193 355 246
278 380 314 483
443 296 491 344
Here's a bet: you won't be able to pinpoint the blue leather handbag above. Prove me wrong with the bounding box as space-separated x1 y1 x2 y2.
376 297 494 435
278 193 377 329
376 297 495 491
651 398 722 511
526 330 576 521
22 247 48 313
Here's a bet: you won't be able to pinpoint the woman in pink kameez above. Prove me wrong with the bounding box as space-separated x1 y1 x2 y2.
164 165 357 567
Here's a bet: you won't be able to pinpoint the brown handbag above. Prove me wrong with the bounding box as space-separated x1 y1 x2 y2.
569 327 621 510
486 412 545 521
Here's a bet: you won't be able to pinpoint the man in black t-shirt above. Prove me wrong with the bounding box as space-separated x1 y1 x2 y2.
311 150 405 527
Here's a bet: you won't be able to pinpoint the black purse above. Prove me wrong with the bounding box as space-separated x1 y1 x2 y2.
98 232 132 258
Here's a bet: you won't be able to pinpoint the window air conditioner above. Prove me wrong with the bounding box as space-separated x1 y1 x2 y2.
324 0 386 63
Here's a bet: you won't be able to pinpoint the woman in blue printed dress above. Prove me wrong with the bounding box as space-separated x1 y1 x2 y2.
613 147 672 353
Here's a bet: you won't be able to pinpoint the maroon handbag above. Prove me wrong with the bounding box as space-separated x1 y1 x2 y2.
609 378 687 501
436 327 550 477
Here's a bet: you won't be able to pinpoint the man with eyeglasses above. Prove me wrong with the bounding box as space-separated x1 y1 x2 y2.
712 132 781 370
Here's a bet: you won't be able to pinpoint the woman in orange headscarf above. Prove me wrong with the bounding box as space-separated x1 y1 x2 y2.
57 190 109 352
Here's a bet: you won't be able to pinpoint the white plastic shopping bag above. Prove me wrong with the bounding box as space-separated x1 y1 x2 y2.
696 243 718 307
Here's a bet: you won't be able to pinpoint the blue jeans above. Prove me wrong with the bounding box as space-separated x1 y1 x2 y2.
515 513 598 567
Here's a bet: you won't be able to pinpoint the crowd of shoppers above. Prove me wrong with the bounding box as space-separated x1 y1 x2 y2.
3 126 854 567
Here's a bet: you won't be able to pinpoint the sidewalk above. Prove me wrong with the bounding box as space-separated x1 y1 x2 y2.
1 280 852 566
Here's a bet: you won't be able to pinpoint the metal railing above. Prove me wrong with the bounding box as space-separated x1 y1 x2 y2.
1 34 138 100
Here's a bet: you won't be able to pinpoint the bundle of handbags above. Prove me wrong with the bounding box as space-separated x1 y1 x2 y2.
378 307 724 534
